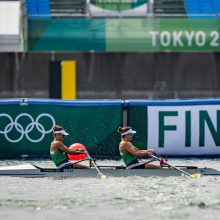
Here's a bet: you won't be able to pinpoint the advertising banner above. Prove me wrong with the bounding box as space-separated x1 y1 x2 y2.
28 18 220 52
0 100 123 158
127 99 220 157
89 0 148 16
148 105 220 156
105 18 220 51
28 18 105 51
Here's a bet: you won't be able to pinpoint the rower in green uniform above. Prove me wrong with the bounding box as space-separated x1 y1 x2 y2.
118 126 161 169
50 125 89 169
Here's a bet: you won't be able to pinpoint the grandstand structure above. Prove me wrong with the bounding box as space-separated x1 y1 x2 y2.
153 0 186 17
154 0 220 17
22 0 220 18
1 0 220 99
185 0 220 17
24 0 87 17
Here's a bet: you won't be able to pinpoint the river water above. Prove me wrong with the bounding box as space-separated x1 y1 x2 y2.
0 158 220 220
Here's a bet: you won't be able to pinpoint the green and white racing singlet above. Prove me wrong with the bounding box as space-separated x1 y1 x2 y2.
50 149 67 166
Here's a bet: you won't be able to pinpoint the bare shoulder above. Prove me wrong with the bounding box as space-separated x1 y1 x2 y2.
51 140 63 151
121 141 132 146
52 140 63 146
119 141 132 150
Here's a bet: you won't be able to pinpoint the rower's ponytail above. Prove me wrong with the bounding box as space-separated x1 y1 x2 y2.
118 126 131 137
117 126 123 133
53 125 63 132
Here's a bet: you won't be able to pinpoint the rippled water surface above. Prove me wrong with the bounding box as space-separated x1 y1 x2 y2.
0 159 220 220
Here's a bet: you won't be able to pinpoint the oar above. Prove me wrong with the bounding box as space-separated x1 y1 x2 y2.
127 158 157 169
86 153 107 179
151 154 201 178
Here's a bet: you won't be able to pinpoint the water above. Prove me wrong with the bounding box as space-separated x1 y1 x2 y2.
0 159 220 220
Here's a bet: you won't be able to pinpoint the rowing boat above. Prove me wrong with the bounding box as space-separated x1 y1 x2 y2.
0 163 219 178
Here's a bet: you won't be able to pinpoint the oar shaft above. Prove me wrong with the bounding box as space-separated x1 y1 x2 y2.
86 154 104 177
91 161 103 176
151 155 192 177
165 162 192 177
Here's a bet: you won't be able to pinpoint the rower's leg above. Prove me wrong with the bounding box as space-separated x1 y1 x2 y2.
73 164 89 169
145 163 161 169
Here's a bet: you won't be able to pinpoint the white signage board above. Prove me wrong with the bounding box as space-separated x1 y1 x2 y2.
148 105 220 156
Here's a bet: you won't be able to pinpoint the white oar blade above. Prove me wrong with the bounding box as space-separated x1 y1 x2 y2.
97 173 108 179
100 175 108 179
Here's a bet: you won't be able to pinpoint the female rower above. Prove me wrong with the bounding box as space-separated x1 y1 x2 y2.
118 126 161 169
50 125 89 169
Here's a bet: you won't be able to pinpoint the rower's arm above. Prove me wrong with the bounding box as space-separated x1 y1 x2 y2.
122 143 151 157
133 146 140 151
57 142 86 155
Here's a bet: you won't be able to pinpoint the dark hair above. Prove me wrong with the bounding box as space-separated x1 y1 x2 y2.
118 126 131 137
52 125 63 133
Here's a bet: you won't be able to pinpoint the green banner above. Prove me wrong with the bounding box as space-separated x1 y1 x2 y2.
28 18 220 52
28 18 106 51
127 106 148 148
0 102 122 158
105 18 220 51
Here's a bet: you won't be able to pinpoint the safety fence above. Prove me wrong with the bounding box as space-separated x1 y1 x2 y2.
1 98 220 158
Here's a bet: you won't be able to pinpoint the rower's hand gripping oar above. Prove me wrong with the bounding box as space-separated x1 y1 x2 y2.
86 153 107 179
151 154 201 178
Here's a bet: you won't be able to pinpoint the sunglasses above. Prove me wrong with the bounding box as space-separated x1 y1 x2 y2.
126 133 133 136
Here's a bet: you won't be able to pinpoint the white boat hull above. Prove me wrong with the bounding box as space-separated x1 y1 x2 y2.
0 164 219 178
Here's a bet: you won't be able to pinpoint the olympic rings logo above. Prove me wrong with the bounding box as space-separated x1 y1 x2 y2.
0 113 56 143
